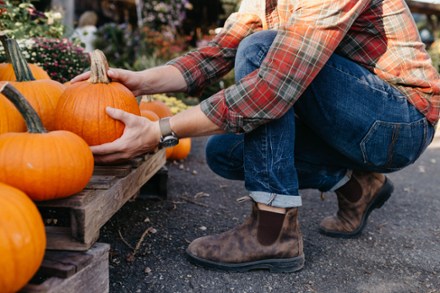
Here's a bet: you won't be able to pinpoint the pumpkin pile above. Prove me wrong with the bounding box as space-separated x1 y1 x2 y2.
0 36 65 134
0 83 94 201
0 37 95 292
0 38 193 291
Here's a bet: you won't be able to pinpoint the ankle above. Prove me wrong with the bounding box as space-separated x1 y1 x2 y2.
257 203 286 214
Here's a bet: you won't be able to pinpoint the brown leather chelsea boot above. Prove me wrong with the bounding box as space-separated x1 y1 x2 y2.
319 171 394 238
186 202 305 273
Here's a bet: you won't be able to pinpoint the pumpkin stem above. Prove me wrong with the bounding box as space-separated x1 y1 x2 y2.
0 83 46 133
0 35 36 82
87 49 110 84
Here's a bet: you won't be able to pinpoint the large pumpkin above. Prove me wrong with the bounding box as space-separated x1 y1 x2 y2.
0 37 64 132
0 83 94 201
0 35 50 80
54 49 140 146
0 182 46 293
0 91 23 134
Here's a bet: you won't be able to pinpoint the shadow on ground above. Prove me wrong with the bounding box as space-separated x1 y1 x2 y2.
99 137 440 293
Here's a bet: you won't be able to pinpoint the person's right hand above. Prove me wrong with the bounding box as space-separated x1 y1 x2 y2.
70 68 147 96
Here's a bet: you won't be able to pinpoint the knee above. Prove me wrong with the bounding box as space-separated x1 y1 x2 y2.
205 135 228 172
205 134 244 180
235 30 277 80
237 30 277 56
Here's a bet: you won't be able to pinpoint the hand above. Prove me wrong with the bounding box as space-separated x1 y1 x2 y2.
71 65 187 96
71 68 147 97
90 107 161 164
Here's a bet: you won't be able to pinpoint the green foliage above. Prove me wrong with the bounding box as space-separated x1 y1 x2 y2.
0 37 89 83
0 1 89 83
0 0 64 39
93 23 140 69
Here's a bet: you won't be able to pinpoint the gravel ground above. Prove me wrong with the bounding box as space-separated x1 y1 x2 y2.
99 135 440 293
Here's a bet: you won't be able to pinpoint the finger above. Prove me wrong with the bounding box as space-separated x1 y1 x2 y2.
107 69 118 80
70 71 91 83
93 153 129 165
105 107 134 124
90 141 124 155
107 68 127 83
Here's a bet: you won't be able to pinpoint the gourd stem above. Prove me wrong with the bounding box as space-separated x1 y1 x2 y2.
0 35 36 82
87 49 110 84
0 83 46 133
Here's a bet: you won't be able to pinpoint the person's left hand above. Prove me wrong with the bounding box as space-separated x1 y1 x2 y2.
90 107 161 164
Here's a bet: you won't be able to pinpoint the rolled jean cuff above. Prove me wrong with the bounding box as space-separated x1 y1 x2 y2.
328 170 352 191
249 191 302 208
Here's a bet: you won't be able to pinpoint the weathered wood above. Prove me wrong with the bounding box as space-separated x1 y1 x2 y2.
36 150 166 251
21 243 110 293
406 0 440 33
406 0 440 15
137 166 169 200
93 164 133 178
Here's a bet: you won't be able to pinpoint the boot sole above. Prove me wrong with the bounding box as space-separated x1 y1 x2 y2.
319 176 394 238
186 250 305 273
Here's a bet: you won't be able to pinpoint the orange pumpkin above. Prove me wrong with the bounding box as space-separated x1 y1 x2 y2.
0 35 50 80
0 63 50 81
139 95 173 118
0 37 64 132
0 83 94 201
54 50 140 146
0 182 46 293
0 91 23 134
165 146 174 159
141 109 160 121
168 137 192 160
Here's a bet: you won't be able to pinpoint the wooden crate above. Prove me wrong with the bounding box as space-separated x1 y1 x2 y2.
36 150 166 251
21 243 110 293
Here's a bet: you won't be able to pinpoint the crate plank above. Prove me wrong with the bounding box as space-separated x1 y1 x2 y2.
21 243 110 293
36 150 166 251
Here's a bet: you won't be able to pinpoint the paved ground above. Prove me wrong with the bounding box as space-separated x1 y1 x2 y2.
100 130 440 293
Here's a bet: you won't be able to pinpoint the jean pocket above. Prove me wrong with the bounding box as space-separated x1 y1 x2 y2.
360 118 430 170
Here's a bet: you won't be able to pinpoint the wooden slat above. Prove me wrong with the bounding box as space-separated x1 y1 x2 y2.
21 243 110 293
37 149 166 251
76 149 166 245
93 164 133 178
44 227 100 251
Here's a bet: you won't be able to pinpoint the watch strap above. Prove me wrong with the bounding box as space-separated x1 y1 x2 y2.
159 117 173 137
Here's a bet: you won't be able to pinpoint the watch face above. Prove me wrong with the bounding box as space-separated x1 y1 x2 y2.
161 136 179 148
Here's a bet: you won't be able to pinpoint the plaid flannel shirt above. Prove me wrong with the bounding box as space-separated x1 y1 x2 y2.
168 0 440 133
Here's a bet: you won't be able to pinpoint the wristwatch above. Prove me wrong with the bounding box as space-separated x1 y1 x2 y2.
158 117 179 148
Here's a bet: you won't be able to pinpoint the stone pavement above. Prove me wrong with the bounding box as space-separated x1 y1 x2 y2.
100 126 440 293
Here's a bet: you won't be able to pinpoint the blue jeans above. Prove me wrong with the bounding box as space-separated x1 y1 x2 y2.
205 30 435 208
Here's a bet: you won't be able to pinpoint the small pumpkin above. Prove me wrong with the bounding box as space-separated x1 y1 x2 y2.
0 35 50 81
168 137 192 160
54 49 140 146
0 83 94 201
0 36 65 132
0 182 46 293
139 95 173 118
